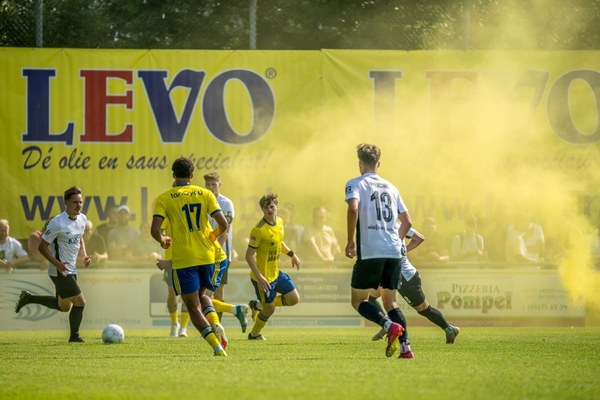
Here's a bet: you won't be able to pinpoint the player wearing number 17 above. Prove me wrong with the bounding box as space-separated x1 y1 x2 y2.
345 143 414 359
151 157 229 356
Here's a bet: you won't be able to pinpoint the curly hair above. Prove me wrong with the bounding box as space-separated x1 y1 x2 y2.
171 157 194 179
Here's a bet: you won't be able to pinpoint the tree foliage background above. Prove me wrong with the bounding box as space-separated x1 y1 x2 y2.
1 0 599 50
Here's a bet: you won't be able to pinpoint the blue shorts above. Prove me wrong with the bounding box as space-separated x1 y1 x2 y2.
251 271 296 304
212 258 229 290
173 264 216 296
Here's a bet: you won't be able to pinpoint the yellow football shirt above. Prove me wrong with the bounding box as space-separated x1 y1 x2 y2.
248 216 285 283
153 184 221 269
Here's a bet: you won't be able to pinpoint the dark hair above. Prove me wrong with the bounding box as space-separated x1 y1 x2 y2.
172 157 194 179
357 143 381 167
64 186 82 201
259 193 278 209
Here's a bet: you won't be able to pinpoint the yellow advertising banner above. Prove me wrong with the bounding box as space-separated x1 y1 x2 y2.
1 48 599 267
1 49 323 239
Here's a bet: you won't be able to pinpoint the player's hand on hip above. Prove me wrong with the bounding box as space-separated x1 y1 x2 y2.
57 262 68 275
258 275 270 294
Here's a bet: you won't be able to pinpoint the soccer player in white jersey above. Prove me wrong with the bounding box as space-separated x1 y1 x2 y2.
370 227 460 345
345 143 413 359
204 172 249 332
15 186 92 342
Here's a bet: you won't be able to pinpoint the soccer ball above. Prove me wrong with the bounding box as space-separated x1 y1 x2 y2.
102 324 125 344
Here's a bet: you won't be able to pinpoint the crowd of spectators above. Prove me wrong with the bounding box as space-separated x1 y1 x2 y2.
5 202 600 271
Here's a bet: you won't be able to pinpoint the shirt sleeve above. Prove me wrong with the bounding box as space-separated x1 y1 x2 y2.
248 226 261 249
41 218 60 244
344 179 359 202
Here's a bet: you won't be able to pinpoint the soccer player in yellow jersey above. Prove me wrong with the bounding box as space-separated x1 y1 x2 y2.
150 157 229 356
245 193 301 340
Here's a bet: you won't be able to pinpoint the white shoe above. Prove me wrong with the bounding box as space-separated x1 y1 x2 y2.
213 323 228 349
170 323 180 337
372 327 387 341
178 327 188 337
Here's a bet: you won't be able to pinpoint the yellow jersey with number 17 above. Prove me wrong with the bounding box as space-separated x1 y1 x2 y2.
153 184 221 269
248 216 285 283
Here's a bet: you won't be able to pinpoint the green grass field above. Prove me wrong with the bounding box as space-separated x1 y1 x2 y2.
1 327 598 400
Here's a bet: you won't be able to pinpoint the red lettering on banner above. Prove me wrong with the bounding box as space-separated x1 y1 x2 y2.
79 70 133 142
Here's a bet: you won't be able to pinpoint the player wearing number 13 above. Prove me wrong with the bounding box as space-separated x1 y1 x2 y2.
345 143 414 359
151 157 228 356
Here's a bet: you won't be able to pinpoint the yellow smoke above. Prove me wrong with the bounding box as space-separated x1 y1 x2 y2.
227 49 600 310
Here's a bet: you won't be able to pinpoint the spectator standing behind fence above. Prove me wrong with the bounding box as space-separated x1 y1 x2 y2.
0 219 30 272
520 212 545 262
450 214 486 262
505 211 544 264
128 220 163 263
481 208 508 262
303 206 341 264
283 202 304 247
278 206 300 252
107 205 139 260
80 221 108 268
411 216 449 263
28 223 48 269
95 205 118 245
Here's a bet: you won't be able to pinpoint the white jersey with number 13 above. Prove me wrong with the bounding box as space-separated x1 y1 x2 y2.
345 172 408 260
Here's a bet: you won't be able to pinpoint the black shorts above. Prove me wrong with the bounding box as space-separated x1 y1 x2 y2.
351 258 401 290
50 274 82 299
398 271 426 307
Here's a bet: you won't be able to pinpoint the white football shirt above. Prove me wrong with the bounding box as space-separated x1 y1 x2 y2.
345 172 408 260
42 211 87 277
208 193 235 260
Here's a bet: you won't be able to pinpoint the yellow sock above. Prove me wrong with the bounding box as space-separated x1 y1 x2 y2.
169 310 179 325
180 311 190 328
251 313 268 336
205 310 220 328
201 327 221 350
212 299 235 314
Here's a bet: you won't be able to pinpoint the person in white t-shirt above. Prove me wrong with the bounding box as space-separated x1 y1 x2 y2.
450 214 486 262
0 219 30 272
344 143 412 359
15 186 91 342
506 211 544 264
303 206 341 264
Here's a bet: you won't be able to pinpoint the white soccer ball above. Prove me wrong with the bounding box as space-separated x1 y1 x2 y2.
102 324 125 344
